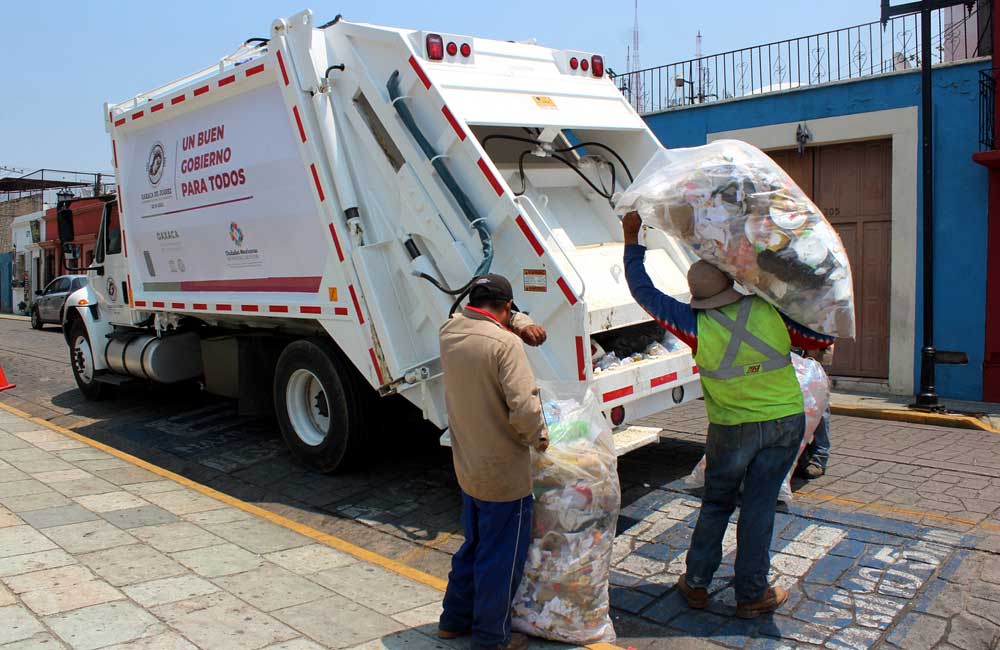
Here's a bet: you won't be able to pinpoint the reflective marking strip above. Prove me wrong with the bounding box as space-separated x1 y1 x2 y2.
171 94 186 105
310 164 325 201
514 216 543 256
134 300 147 307
602 386 634 402
194 85 209 96
692 365 699 374
477 158 504 196
300 306 322 314
126 275 133 306
269 305 288 313
349 285 364 325
193 303 208 310
556 277 577 305
575 336 586 381
277 50 289 85
152 301 165 308
292 106 307 142
150 103 164 113
112 140 118 168
328 224 344 262
651 372 679 388
114 118 125 126
132 111 144 120
216 304 232 311
408 55 431 89
241 305 259 312
369 348 384 384
122 230 127 256
245 63 265 77
218 74 236 87
171 303 185 309
441 105 465 140
334 307 349 316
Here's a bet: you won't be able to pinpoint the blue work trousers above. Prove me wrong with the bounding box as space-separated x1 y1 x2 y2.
686 412 805 603
440 491 533 649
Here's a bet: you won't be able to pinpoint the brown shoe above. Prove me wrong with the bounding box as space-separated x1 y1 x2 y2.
499 633 528 650
437 628 469 640
676 575 709 609
736 586 789 619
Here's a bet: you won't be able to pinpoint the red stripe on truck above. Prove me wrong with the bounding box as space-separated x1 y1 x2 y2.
112 140 118 168
602 386 634 403
514 216 543 256
152 301 165 308
692 365 699 375
150 103 164 113
328 224 344 262
334 307 349 316
171 95 186 105
300 306 322 314
134 300 147 307
171 303 185 309
277 50 289 86
241 305 259 312
292 106 307 142
557 277 578 305
575 336 586 381
408 56 431 89
216 304 232 311
114 118 125 127
245 63 265 77
132 111 144 120
194 85 209 96
268 305 288 313
369 348 384 384
193 303 208 310
310 164 325 201
651 372 678 388
441 106 466 141
476 158 504 196
349 285 364 325
218 75 236 87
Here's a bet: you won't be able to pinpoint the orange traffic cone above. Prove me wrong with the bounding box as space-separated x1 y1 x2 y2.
0 363 14 392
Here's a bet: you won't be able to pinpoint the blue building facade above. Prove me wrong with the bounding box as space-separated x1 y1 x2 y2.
642 59 990 400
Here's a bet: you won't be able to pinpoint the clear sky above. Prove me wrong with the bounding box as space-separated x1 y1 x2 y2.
4 0 881 174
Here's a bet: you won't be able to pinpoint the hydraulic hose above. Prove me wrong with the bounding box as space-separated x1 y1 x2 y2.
387 70 493 295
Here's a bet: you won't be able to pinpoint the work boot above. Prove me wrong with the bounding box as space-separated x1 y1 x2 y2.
803 462 825 479
474 633 529 650
736 586 789 619
676 574 709 609
437 628 469 640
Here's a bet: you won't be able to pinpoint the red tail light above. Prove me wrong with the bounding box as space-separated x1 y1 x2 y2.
446 41 458 56
610 406 625 426
426 34 444 60
580 58 589 71
591 55 604 77
460 42 472 57
569 57 579 70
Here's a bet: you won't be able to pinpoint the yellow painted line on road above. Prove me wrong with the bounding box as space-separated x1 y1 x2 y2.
800 490 1000 533
831 403 1000 434
0 401 623 650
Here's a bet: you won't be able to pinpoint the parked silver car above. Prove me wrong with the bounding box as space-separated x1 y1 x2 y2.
31 275 87 329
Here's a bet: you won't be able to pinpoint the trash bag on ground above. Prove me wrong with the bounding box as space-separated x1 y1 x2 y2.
684 353 831 502
614 140 855 338
512 382 620 644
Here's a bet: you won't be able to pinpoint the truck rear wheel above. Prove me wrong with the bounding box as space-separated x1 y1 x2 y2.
70 319 107 401
273 339 369 473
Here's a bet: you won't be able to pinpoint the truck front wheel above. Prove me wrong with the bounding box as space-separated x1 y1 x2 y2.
273 339 368 473
69 319 107 401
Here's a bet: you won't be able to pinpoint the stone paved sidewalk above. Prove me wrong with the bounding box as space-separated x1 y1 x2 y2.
0 407 538 650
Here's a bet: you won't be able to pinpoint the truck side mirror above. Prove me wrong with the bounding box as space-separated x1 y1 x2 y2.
57 206 75 242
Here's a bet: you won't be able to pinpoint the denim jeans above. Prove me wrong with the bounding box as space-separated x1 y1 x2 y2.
801 406 831 470
685 412 805 603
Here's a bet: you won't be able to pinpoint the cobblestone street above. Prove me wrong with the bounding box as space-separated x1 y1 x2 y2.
2 318 999 649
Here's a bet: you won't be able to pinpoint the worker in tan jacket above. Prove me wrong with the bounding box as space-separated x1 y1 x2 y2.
437 274 548 650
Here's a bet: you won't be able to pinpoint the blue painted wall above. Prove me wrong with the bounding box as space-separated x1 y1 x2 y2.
643 60 990 400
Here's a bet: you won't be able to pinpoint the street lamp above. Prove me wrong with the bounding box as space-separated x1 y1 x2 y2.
675 75 695 105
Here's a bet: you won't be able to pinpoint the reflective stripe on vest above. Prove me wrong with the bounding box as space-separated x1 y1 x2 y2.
698 298 792 380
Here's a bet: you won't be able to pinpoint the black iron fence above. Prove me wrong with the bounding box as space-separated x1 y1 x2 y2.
615 5 991 115
981 69 997 151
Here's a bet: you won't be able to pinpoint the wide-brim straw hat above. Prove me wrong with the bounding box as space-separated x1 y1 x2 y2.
688 260 743 310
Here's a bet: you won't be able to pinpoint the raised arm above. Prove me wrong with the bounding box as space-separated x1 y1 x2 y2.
779 312 836 350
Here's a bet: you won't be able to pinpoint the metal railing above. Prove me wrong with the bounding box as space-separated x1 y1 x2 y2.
981 68 997 151
615 5 991 115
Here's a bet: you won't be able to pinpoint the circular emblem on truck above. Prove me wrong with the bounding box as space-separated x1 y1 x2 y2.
229 222 244 248
147 142 165 186
107 278 117 302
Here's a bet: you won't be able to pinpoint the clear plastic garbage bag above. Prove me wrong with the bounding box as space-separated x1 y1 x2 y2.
614 140 855 338
512 382 620 644
684 354 831 503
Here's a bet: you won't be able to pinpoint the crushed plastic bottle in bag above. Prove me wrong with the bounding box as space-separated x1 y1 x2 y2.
684 353 830 503
594 352 621 372
614 140 855 338
512 382 620 644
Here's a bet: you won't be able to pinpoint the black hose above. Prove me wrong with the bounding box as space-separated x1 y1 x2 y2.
479 134 634 183
387 70 493 295
243 38 270 47
318 14 343 28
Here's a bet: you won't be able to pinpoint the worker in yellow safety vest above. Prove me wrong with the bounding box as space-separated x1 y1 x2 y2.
621 212 834 618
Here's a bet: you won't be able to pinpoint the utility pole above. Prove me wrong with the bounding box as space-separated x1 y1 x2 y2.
880 0 974 409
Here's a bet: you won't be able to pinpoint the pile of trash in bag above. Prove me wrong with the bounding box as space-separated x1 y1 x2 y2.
614 140 855 338
684 353 831 502
591 322 689 374
512 382 620 644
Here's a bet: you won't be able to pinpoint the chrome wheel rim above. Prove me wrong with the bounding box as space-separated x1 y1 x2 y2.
72 335 94 383
285 368 331 447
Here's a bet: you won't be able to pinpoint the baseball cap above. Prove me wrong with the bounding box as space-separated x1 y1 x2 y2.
469 274 514 303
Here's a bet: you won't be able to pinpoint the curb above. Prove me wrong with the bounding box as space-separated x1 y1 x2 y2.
831 403 1000 434
0 314 30 322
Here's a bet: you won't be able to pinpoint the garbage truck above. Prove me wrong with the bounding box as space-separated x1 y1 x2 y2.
62 9 701 472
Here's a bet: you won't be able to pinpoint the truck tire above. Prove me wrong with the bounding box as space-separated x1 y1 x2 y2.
69 319 107 401
273 339 369 473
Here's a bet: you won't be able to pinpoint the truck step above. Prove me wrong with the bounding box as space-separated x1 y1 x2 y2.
93 372 137 386
612 425 662 456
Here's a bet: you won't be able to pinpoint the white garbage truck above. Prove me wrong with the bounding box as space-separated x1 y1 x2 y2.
63 9 701 472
